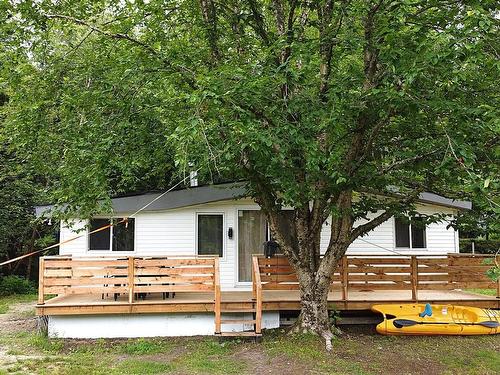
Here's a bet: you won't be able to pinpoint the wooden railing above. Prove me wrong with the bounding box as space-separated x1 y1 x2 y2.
38 255 221 333
252 254 499 328
252 257 262 334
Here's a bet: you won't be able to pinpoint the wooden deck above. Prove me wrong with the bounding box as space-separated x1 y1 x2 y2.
36 253 500 335
37 288 498 316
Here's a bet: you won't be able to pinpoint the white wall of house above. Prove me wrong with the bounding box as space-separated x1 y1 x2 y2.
58 199 458 291
48 311 280 338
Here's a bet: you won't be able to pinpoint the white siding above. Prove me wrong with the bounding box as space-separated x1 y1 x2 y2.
59 220 87 256
59 200 459 290
320 204 458 256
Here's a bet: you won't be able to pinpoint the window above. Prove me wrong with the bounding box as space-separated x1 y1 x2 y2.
395 217 426 249
89 218 111 251
197 214 223 257
89 218 135 252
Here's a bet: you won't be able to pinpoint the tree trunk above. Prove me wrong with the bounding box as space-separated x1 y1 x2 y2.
290 267 335 350
260 199 352 351
26 257 32 281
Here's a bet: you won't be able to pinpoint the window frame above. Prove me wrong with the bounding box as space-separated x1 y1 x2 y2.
195 212 225 258
393 216 427 250
87 216 136 254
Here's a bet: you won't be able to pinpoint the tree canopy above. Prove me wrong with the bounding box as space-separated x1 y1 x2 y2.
0 91 54 279
1 0 498 345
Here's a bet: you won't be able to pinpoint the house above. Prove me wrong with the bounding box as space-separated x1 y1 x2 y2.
36 182 471 290
35 182 498 339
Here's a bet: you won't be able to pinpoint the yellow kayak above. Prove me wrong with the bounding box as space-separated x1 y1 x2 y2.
371 304 500 336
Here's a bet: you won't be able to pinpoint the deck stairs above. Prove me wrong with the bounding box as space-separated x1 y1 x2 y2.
215 301 262 339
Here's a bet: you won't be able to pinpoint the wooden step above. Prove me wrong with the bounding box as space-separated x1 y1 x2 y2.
220 319 256 324
221 309 255 313
216 331 262 337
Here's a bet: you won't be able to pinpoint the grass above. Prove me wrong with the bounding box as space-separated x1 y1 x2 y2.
1 330 499 375
112 359 174 375
0 333 245 374
112 338 176 355
465 288 497 296
0 297 499 374
0 294 37 314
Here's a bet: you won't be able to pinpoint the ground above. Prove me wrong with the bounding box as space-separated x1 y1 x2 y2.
0 294 498 375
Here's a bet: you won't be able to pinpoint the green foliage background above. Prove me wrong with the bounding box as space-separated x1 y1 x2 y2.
0 1 498 278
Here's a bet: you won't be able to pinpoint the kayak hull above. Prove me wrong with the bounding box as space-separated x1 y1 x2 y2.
371 304 500 336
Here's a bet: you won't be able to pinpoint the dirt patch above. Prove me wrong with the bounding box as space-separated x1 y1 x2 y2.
0 299 41 371
233 344 312 375
0 301 37 335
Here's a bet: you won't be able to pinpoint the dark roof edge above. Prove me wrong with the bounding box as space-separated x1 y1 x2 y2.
418 192 472 210
35 182 471 217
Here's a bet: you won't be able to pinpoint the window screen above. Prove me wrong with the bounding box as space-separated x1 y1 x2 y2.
89 219 111 251
197 214 223 257
89 218 135 251
395 218 410 248
411 217 426 248
395 217 426 249
112 218 135 252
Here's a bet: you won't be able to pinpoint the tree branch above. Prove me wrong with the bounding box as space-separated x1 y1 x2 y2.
247 0 270 45
378 149 442 175
45 14 159 57
45 13 199 89
199 0 221 61
318 0 348 101
349 209 392 242
349 188 423 242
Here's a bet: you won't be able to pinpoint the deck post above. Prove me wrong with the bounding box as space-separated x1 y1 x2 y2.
38 257 45 305
128 256 135 304
497 268 500 300
214 257 221 334
253 256 262 334
411 256 418 302
252 256 257 300
341 256 348 301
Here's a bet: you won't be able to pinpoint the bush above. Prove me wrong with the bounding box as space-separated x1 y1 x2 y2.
0 275 36 296
459 239 500 255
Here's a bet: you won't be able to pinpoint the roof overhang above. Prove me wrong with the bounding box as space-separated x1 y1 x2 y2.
34 181 471 218
417 191 471 210
35 182 247 217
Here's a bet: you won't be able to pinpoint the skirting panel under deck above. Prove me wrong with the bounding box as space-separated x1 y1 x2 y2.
48 312 280 339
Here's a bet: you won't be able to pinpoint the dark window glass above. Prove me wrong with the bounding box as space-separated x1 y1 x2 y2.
395 218 410 248
411 217 426 248
89 219 111 251
198 214 223 257
112 218 135 252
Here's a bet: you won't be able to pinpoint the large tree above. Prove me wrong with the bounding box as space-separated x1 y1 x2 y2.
1 1 498 347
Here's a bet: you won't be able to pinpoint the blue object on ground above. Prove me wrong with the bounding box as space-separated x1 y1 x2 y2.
419 303 433 318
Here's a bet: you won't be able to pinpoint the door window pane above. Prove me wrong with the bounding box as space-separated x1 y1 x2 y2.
197 214 223 257
89 219 111 251
238 210 267 282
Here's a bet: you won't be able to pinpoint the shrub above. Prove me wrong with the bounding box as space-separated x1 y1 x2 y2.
0 275 36 296
459 239 500 255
